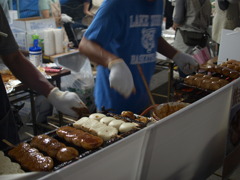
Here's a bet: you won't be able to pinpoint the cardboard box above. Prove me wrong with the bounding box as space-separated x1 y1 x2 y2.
11 27 44 51
12 17 56 32
8 10 18 25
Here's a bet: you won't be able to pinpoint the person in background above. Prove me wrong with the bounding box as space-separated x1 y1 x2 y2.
0 5 88 150
172 0 211 53
83 0 94 17
82 0 103 26
79 0 199 114
164 0 174 29
172 0 211 77
212 0 240 54
39 0 62 27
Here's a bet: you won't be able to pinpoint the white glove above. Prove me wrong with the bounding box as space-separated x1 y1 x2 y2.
108 58 135 98
172 52 199 74
47 87 89 118
61 14 73 23
234 27 240 32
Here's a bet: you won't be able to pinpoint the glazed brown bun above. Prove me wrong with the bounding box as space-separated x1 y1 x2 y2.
202 75 211 79
210 77 220 81
206 66 215 73
194 77 204 88
228 59 240 65
234 66 240 72
184 75 195 85
232 65 240 71
226 64 236 70
222 67 231 77
194 73 204 78
221 62 228 67
218 79 229 87
229 71 240 79
201 79 212 89
214 66 224 74
121 111 135 120
209 81 221 91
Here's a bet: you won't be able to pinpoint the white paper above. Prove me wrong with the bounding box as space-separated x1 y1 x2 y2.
218 29 240 64
43 29 55 56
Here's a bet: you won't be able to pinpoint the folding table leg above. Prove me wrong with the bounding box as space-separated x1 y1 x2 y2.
29 90 37 135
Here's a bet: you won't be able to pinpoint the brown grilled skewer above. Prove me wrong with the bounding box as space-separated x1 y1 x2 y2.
6 141 54 171
48 122 60 129
2 139 15 148
2 139 54 172
30 134 79 163
24 132 34 138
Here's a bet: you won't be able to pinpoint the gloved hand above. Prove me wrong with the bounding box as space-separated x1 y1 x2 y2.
47 87 89 118
172 52 199 74
108 58 135 98
234 27 240 32
61 14 73 23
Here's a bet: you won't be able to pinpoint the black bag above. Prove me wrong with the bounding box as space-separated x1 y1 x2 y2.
179 30 208 48
218 0 229 11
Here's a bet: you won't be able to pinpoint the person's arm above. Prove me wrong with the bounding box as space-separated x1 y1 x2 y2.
79 36 135 98
172 0 186 30
157 37 199 74
1 50 54 97
157 37 178 59
38 0 51 18
79 36 119 67
2 50 89 117
41 9 51 18
83 2 94 16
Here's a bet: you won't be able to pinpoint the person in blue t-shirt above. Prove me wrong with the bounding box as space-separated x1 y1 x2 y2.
79 0 199 114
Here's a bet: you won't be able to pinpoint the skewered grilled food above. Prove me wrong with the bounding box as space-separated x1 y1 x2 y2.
73 118 118 141
56 147 79 162
184 75 195 84
120 111 149 123
135 116 149 123
89 113 106 120
8 143 54 171
108 120 125 129
152 102 189 120
119 122 138 133
100 116 116 125
30 134 79 162
121 111 135 120
56 126 104 150
184 74 229 91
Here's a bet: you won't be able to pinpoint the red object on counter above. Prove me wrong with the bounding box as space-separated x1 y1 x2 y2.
44 67 62 73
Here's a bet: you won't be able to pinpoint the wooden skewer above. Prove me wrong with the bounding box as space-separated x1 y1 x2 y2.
24 132 34 138
137 64 156 105
0 31 8 37
48 122 59 129
2 139 15 148
63 116 76 123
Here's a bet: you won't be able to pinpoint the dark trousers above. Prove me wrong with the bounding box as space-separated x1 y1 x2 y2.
0 76 20 150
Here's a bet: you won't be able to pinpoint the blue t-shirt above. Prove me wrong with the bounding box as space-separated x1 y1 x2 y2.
84 0 164 114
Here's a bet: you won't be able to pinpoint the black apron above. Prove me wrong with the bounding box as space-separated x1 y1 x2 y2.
0 75 20 150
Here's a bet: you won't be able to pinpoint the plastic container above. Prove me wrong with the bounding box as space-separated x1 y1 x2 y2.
29 38 42 67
